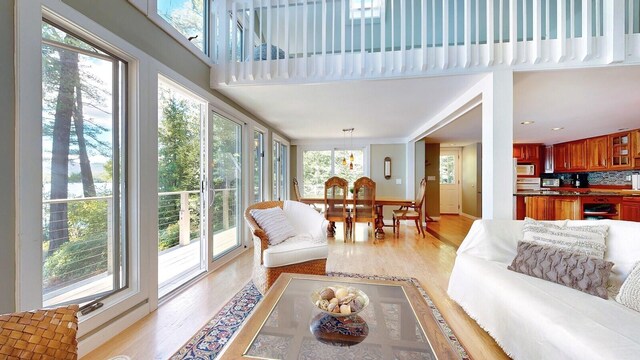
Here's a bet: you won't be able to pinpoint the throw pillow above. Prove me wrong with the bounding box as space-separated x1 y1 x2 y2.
508 241 614 299
250 207 296 246
522 217 608 259
616 262 640 312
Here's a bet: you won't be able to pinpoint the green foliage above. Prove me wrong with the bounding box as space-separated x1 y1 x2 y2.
159 223 180 251
43 234 108 290
302 151 332 197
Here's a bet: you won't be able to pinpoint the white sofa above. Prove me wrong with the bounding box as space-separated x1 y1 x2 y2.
448 219 640 360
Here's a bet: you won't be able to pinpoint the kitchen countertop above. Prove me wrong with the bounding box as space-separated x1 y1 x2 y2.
514 190 640 197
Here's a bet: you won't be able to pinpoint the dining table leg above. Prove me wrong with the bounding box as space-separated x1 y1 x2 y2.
327 221 336 237
375 205 385 238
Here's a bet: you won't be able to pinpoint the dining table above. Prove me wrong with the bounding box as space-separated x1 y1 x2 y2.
298 197 415 238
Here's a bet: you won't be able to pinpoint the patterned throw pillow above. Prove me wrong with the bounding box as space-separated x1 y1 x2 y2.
250 207 296 246
522 217 608 259
616 262 640 312
508 241 614 299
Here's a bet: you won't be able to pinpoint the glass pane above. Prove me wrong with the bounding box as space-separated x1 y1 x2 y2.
157 0 206 51
41 21 126 307
302 150 332 197
212 113 242 258
273 140 280 200
279 144 288 200
440 155 455 184
253 131 264 203
157 79 205 298
335 149 364 188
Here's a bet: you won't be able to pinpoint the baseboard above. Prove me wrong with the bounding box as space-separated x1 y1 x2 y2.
460 213 480 220
78 301 149 357
428 216 440 222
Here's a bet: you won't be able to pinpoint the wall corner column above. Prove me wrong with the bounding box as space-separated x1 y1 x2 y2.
481 70 514 220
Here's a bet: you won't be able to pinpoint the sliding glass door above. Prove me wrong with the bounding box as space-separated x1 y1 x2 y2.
211 112 243 258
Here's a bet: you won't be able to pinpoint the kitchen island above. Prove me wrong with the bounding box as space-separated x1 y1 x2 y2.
514 189 640 221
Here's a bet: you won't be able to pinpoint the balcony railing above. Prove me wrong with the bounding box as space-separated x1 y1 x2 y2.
211 0 640 85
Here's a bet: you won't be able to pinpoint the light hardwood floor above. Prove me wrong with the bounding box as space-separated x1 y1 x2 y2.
85 217 506 360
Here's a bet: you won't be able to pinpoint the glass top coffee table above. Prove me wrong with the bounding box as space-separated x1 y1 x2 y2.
219 274 460 359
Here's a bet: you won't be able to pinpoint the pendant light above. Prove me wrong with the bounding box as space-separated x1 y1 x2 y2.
349 129 354 162
341 129 347 165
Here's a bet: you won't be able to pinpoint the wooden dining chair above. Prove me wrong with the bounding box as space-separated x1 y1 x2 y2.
293 177 321 212
324 176 350 240
352 177 376 240
393 178 427 237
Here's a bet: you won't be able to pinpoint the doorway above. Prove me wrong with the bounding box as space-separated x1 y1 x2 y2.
440 149 461 214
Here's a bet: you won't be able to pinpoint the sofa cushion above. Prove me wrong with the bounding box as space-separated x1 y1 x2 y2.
617 262 640 312
448 253 640 360
250 207 296 245
523 217 608 259
508 241 614 299
283 200 327 241
262 235 328 268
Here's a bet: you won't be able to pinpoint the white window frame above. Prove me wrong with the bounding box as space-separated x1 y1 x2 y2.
272 133 290 201
296 144 370 198
249 123 268 204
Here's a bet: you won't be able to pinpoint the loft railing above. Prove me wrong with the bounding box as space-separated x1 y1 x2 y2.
211 0 640 85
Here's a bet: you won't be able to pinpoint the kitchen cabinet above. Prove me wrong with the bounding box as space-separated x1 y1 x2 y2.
581 196 621 220
525 196 550 220
609 132 632 170
587 136 608 171
553 143 570 172
544 145 554 173
621 197 640 222
514 144 541 162
524 196 582 220
568 140 588 171
633 130 640 168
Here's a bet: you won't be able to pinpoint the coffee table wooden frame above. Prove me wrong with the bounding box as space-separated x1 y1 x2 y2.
218 273 460 359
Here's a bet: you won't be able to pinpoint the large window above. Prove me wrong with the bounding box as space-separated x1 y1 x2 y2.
157 78 206 298
41 21 127 308
157 0 208 52
211 113 243 258
273 139 288 201
301 149 365 197
253 130 264 203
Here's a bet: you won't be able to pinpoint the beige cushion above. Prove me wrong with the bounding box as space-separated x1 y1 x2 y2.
393 209 419 217
617 262 640 312
262 235 328 268
522 217 608 259
508 241 614 299
250 207 296 245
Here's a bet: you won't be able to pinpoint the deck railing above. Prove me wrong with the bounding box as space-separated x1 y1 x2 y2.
211 0 640 85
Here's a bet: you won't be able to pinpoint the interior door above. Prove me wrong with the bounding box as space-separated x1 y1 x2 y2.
439 149 460 214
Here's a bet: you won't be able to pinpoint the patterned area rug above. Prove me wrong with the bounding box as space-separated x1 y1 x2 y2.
172 272 470 360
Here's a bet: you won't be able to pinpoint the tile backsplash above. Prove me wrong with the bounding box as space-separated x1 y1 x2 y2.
550 171 635 186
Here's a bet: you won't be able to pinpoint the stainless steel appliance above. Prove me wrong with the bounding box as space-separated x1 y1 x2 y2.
517 178 541 191
516 164 536 176
541 178 560 188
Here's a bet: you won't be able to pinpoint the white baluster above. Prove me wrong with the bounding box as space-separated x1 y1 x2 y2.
570 0 575 59
532 0 541 64
249 0 256 80
463 0 471 67
442 0 449 69
381 0 387 73
341 0 346 76
265 0 272 79
303 0 308 78
284 0 289 79
499 0 504 63
486 0 495 66
361 0 366 75
431 0 436 69
557 0 566 62
604 0 625 63
508 0 517 64
400 0 406 72
421 0 427 70
523 0 528 62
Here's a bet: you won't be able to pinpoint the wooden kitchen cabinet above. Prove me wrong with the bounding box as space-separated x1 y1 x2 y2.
525 196 581 220
552 197 581 220
587 136 608 171
609 132 633 170
633 130 640 168
621 197 640 222
553 143 570 172
568 140 587 171
514 144 541 162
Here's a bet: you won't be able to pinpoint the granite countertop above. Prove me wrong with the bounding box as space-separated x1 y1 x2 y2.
514 190 640 197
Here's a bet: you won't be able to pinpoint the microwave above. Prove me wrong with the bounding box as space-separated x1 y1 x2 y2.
541 178 560 188
516 164 536 176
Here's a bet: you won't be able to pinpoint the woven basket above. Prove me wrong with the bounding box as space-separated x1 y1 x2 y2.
245 201 327 294
0 305 79 360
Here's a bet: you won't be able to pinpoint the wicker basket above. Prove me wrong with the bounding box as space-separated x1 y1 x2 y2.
0 305 79 360
245 201 327 294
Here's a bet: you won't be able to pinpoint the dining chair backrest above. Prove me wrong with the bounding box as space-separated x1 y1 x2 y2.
324 176 348 220
292 177 302 201
415 178 427 208
353 176 376 222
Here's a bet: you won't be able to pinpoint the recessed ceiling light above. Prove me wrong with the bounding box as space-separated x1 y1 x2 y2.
521 121 535 125
618 127 629 131
551 127 564 131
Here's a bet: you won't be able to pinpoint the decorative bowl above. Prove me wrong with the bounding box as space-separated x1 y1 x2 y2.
310 285 370 317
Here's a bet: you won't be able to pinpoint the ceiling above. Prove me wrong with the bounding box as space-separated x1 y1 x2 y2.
217 74 484 141
218 65 640 145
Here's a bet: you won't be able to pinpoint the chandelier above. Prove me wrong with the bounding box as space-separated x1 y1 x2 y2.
342 128 355 170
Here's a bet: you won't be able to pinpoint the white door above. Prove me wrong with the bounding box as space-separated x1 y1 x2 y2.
440 149 461 214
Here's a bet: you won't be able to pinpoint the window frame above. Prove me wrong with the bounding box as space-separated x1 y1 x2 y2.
251 126 267 203
272 133 290 201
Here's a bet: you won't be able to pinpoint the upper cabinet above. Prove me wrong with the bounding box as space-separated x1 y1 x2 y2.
567 140 588 171
513 144 541 163
544 145 554 173
553 143 570 172
587 136 608 171
632 130 640 168
609 132 633 170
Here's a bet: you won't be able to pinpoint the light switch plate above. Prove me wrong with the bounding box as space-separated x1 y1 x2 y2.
396 178 402 185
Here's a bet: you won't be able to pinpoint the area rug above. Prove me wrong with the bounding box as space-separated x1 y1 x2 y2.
172 272 470 360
